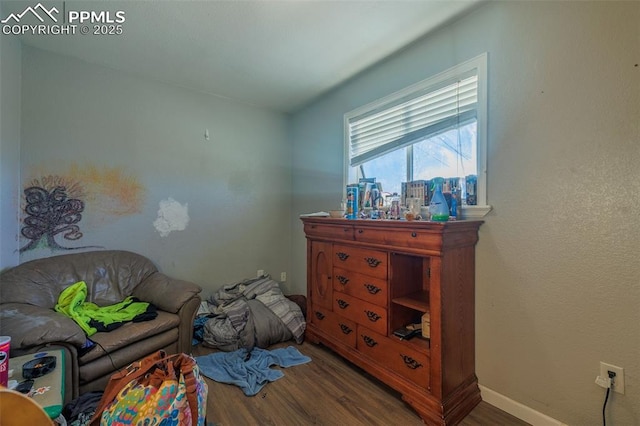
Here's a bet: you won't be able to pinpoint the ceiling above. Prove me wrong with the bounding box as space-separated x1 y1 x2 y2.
3 0 481 113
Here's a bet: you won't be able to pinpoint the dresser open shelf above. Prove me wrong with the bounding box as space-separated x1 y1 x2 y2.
302 217 483 426
392 291 429 311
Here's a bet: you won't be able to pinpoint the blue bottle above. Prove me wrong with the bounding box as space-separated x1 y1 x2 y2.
346 185 359 220
429 177 449 222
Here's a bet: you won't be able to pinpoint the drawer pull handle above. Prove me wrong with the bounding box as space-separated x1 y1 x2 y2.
364 284 381 294
411 232 417 237
339 324 353 335
314 311 325 320
336 252 350 261
337 299 350 309
362 335 378 347
365 257 382 268
358 229 363 234
400 354 423 370
365 310 382 322
336 275 350 285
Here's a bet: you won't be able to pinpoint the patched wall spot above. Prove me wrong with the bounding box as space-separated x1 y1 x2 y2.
154 198 189 237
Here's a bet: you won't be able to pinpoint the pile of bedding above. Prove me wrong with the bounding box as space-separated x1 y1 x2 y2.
198 275 306 352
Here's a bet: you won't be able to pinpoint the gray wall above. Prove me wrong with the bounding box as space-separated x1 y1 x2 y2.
290 2 640 425
0 22 21 271
20 47 293 296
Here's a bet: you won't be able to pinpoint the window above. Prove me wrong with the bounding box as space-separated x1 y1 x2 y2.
344 53 491 218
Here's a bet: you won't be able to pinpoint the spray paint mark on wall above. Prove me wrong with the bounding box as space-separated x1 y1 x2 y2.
66 164 145 219
154 198 189 237
22 164 146 252
20 178 101 252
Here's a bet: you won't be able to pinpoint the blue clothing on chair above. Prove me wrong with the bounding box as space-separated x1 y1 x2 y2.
195 346 311 396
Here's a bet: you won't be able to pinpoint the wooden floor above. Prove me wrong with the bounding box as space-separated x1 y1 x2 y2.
193 341 529 426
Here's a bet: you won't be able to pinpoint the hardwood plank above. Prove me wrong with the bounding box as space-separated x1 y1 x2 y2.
193 342 529 425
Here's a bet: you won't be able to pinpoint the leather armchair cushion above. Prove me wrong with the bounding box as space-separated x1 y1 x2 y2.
0 303 86 348
78 330 179 384
79 311 180 364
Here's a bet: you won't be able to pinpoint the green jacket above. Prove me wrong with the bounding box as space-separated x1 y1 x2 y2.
55 281 156 336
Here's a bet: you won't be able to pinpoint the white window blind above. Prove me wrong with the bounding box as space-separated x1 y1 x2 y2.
348 71 478 167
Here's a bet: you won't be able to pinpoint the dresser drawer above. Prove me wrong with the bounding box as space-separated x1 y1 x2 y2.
309 305 357 348
333 292 387 336
333 244 387 279
353 227 443 251
333 267 388 307
304 222 354 241
357 326 430 389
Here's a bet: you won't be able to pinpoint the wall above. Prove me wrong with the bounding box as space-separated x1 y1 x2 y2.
0 25 21 271
290 2 640 425
20 46 293 296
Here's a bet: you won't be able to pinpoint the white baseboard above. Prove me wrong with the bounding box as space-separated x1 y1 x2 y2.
479 385 567 426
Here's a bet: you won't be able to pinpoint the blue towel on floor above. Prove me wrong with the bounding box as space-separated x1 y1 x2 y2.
195 346 311 396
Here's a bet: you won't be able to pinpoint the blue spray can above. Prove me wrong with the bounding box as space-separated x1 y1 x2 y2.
346 184 359 220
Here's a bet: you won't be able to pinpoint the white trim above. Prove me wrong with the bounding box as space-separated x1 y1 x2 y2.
461 204 492 219
479 385 567 426
474 53 489 212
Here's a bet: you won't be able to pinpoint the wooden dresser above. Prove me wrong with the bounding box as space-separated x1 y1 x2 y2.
301 217 483 425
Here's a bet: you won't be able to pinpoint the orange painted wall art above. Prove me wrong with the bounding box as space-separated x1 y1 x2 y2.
21 164 146 252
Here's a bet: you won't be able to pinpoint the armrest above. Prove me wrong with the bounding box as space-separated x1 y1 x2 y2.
132 272 202 313
0 303 86 350
176 296 201 354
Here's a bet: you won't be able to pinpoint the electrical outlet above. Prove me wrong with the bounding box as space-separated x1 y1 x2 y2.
280 272 287 282
600 362 625 394
257 269 264 277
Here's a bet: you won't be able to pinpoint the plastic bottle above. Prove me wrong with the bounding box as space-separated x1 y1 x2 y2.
450 191 457 219
429 177 449 222
389 193 401 220
451 181 462 220
346 185 359 220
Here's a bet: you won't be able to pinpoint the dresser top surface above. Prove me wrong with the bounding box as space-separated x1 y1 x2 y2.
300 217 483 231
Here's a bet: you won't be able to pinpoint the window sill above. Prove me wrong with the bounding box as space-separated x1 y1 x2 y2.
461 205 492 219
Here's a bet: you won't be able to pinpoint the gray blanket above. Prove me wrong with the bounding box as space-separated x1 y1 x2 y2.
201 276 306 352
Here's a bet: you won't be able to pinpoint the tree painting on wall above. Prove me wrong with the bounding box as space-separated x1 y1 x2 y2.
21 164 146 253
20 184 97 252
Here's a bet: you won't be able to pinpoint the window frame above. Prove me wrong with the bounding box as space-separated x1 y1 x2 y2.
343 53 491 218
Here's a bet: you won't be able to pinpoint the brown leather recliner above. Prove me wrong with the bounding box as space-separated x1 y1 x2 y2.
0 250 202 402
